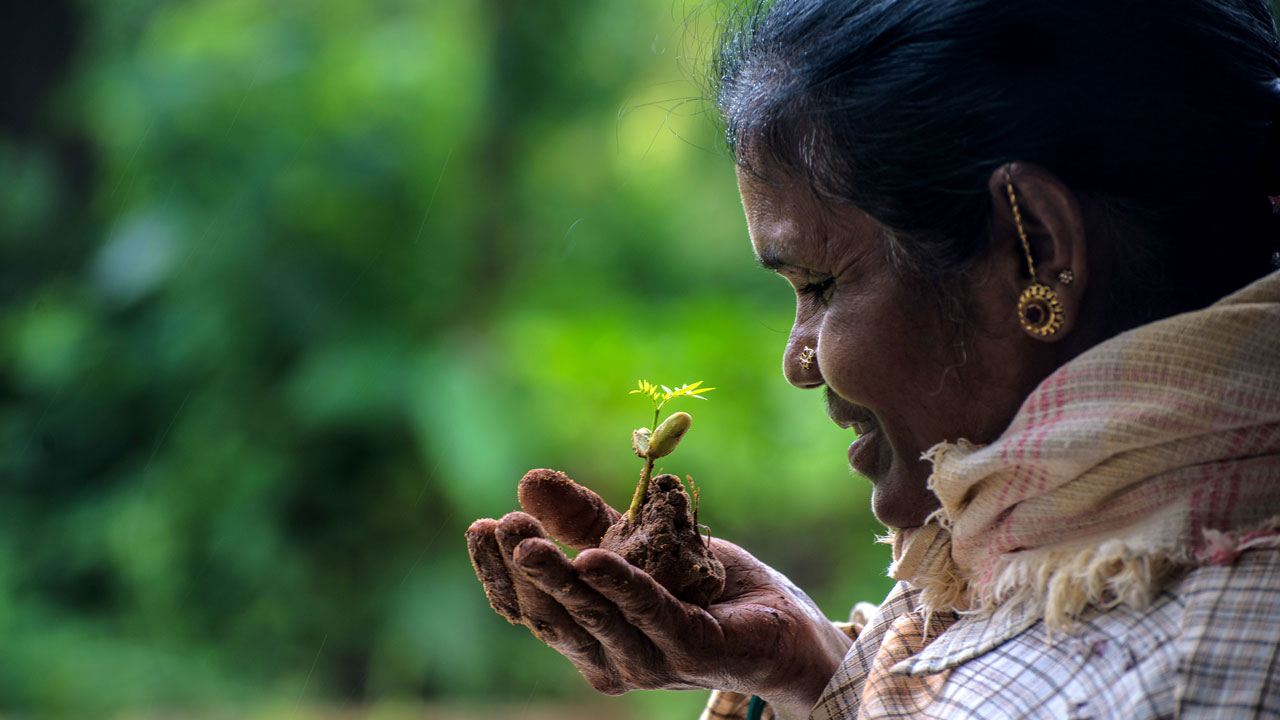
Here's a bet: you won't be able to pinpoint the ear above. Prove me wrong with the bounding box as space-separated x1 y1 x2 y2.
985 162 1088 342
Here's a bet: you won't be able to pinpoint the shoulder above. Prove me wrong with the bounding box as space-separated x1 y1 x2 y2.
968 549 1280 720
815 551 1280 720
1173 549 1280 717
958 550 1280 720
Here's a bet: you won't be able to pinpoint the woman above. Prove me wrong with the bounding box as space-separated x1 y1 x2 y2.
467 0 1280 717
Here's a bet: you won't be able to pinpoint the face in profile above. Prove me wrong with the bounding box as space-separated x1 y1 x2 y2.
737 166 1044 529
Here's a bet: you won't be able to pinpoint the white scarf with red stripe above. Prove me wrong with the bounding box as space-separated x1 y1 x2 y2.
890 270 1280 628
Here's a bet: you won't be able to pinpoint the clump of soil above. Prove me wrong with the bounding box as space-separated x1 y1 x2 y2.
598 473 725 607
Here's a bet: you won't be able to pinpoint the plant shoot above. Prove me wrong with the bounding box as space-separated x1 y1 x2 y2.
626 380 714 522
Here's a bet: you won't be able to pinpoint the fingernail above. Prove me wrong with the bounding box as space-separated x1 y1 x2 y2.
519 556 549 576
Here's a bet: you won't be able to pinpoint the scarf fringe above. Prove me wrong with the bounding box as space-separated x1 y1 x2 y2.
901 516 1280 633
1197 518 1280 566
919 439 982 481
975 539 1176 632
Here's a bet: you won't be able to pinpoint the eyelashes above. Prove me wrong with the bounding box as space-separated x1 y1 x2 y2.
800 277 835 300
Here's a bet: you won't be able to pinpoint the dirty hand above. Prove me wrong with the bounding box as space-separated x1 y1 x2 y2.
465 470 852 719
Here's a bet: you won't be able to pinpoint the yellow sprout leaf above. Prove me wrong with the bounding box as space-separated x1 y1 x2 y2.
630 379 716 413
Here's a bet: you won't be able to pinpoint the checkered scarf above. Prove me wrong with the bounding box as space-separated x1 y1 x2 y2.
890 269 1280 629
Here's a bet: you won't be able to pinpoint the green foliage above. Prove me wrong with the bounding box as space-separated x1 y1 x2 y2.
1 0 894 716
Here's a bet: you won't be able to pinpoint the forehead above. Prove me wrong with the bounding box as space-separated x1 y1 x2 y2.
736 165 879 267
737 167 820 253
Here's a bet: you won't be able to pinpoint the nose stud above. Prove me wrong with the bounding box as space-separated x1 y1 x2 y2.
798 346 817 370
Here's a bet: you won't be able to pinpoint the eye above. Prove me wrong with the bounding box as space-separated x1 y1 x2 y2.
800 277 835 301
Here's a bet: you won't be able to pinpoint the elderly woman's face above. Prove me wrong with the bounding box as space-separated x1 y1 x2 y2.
738 167 1039 528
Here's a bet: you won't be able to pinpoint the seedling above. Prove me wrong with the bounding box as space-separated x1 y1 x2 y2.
626 380 714 522
589 379 727 606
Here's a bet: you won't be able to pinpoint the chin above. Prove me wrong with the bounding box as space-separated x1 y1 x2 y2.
872 495 930 529
869 462 939 529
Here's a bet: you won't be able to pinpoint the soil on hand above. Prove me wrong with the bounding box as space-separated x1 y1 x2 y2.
599 473 726 607
518 468 618 550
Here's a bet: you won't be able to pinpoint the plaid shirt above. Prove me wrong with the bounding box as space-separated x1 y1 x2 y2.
703 548 1280 719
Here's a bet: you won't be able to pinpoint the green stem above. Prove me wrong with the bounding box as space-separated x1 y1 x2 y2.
630 400 664 523
627 456 655 523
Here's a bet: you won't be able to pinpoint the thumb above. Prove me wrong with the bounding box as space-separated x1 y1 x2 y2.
518 469 621 551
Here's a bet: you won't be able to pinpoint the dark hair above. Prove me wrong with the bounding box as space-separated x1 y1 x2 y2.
714 0 1280 326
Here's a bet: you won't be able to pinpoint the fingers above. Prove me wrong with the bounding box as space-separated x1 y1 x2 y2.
575 548 722 664
493 513 606 668
515 538 654 666
518 469 621 551
521 541 715 692
493 512 571 639
472 513 625 691
466 518 521 623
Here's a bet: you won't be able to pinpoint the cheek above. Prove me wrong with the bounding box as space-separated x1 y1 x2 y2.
817 290 963 440
818 332 894 420
818 298 917 394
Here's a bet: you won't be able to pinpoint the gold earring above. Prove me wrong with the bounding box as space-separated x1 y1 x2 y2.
1004 166 1066 338
798 346 816 370
1016 283 1066 337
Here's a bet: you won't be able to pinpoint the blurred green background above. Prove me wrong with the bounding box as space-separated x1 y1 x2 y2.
2 1 897 718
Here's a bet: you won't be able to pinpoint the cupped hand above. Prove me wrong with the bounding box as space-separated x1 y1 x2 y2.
466 470 852 718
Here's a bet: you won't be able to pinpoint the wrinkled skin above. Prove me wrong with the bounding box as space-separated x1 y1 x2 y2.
466 471 851 719
466 161 1094 717
740 163 1090 529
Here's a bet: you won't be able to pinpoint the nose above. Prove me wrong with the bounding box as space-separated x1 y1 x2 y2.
783 326 824 389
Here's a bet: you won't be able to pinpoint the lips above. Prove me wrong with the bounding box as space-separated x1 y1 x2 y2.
831 412 878 435
825 388 878 432
847 427 885 478
825 388 886 477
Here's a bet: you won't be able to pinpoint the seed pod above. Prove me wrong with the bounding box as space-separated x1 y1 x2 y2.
632 427 651 458
647 411 691 459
